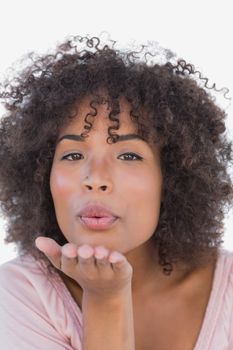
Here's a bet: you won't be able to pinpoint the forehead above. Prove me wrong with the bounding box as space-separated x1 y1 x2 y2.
59 95 137 135
56 95 162 153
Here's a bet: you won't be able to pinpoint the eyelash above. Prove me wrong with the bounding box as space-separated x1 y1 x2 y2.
61 152 143 161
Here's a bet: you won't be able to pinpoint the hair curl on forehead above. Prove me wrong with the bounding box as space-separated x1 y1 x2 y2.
58 91 161 149
0 33 232 276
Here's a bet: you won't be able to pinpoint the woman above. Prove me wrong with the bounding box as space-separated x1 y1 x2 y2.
0 34 232 349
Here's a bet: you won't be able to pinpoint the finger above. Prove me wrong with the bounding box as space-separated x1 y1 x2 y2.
94 246 109 267
108 251 129 271
61 243 79 272
35 237 62 269
77 244 95 265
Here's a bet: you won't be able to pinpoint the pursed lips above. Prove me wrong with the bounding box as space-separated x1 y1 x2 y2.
77 204 119 230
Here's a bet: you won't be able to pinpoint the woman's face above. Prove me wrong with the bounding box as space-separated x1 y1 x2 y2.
50 97 163 255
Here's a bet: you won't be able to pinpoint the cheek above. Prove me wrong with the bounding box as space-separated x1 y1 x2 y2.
122 168 162 200
50 167 79 235
50 167 76 202
123 169 162 222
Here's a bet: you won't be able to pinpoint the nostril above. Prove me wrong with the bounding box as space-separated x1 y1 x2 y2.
85 185 107 191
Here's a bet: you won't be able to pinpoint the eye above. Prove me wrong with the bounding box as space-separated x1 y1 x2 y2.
61 152 143 161
61 153 83 161
118 152 143 161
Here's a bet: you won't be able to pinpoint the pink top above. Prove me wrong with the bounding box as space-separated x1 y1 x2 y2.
0 247 233 350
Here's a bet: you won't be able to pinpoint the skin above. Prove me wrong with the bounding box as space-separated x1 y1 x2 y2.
35 96 218 350
35 95 191 300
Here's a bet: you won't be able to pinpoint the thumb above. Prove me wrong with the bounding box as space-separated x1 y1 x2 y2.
35 237 62 270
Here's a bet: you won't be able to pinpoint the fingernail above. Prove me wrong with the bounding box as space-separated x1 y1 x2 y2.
78 245 93 258
95 246 108 259
62 244 77 258
34 238 42 251
109 252 124 263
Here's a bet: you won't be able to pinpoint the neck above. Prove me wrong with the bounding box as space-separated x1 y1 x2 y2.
125 237 191 297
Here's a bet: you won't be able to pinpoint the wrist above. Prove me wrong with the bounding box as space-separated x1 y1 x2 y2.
82 286 132 310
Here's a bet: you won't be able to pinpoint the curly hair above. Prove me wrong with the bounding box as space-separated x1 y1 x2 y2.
0 34 232 276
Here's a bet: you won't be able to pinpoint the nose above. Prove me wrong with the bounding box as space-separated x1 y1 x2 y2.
82 161 113 193
82 176 112 192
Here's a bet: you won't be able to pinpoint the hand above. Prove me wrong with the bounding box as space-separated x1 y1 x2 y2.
35 237 133 299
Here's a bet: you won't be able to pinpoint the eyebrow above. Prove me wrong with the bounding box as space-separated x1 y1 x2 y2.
56 133 146 144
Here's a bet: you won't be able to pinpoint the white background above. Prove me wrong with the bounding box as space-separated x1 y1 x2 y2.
0 0 232 264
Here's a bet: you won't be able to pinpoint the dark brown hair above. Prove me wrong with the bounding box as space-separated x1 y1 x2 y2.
0 34 232 276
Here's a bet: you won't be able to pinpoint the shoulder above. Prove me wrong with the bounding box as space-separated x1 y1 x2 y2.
0 253 79 316
0 254 43 296
213 248 233 344
217 247 233 274
0 254 52 300
0 253 45 279
0 254 83 349
214 247 233 294
0 254 56 321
